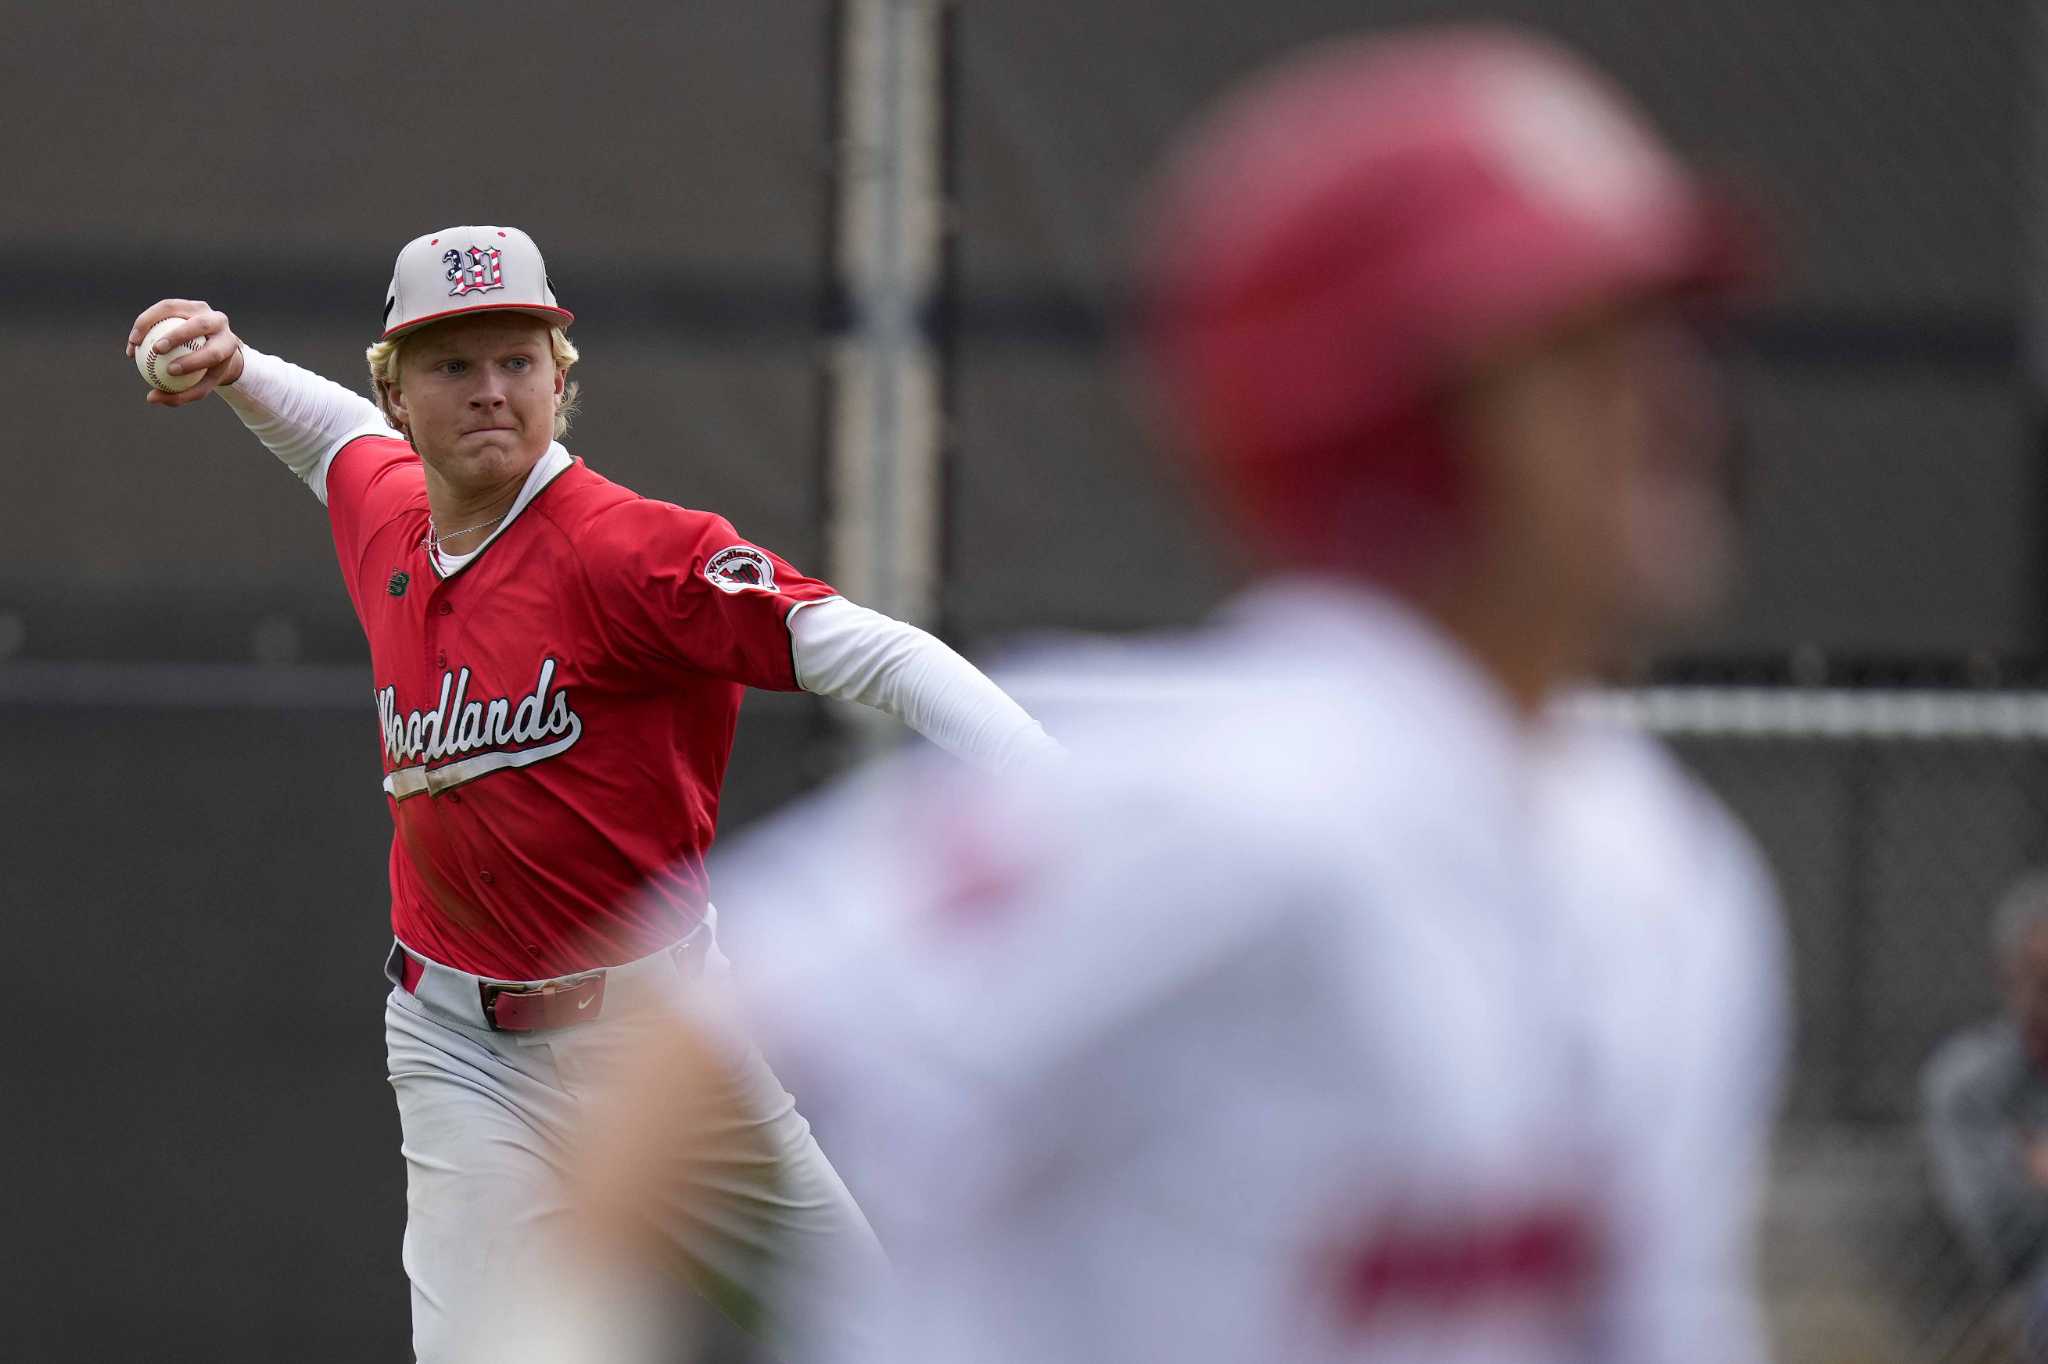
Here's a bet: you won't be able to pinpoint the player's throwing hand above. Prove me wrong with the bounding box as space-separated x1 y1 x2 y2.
125 299 245 407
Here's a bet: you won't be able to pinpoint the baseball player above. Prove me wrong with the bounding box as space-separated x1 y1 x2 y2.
576 25 1787 1364
123 226 1059 1362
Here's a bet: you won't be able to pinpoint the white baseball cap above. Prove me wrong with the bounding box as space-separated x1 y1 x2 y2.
381 225 574 340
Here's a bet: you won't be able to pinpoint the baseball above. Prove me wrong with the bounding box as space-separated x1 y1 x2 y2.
136 317 207 393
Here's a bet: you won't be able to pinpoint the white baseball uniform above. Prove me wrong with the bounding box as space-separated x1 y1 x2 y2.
714 578 1787 1364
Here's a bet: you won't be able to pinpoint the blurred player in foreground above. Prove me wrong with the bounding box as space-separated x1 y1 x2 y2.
123 224 1059 1362
575 25 1787 1363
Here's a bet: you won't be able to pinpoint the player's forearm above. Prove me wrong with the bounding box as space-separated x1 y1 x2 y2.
216 345 399 504
791 598 1062 773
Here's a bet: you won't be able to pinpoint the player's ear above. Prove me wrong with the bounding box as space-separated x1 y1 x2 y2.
382 377 410 434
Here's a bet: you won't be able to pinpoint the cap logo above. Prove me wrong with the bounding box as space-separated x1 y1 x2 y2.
444 245 506 298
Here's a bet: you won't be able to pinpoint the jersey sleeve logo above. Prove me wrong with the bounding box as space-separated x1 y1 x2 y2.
704 545 778 595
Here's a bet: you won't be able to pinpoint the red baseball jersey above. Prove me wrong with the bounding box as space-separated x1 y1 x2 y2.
325 435 838 980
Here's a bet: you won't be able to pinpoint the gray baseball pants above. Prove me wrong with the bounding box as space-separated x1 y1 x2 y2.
381 914 882 1363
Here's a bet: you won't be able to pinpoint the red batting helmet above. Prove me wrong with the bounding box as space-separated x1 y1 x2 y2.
1137 26 1751 576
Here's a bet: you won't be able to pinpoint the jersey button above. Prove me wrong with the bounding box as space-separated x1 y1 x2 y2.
435 651 447 668
446 792 462 805
436 603 453 616
478 869 495 884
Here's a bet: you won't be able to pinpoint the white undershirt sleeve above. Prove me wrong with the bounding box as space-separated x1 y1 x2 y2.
215 345 401 505
790 598 1063 774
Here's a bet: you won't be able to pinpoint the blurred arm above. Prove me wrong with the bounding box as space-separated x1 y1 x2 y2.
1602 824 1788 1364
215 346 399 504
791 598 1062 773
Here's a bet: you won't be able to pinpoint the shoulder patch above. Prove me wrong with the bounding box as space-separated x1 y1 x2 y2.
704 545 778 595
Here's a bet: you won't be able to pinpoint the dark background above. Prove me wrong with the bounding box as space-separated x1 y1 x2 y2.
0 1 2027 1359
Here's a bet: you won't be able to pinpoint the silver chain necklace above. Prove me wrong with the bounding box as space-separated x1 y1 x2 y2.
422 508 510 554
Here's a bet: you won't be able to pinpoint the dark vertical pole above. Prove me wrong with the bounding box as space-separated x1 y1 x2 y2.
934 0 962 644
2030 1 2048 653
808 0 851 783
823 0 947 760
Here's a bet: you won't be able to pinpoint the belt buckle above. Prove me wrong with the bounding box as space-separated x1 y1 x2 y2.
479 971 607 1031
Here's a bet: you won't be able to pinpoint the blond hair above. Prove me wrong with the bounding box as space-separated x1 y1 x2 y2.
365 324 582 440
